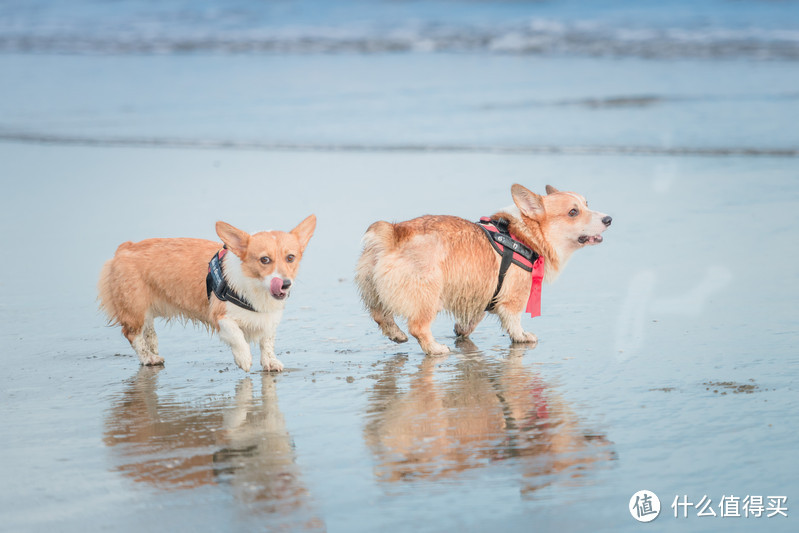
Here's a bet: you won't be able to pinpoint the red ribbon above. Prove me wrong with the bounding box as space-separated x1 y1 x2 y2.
480 217 545 318
526 256 545 318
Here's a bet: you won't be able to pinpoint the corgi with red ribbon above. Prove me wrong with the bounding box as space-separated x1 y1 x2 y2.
98 216 316 372
355 185 610 355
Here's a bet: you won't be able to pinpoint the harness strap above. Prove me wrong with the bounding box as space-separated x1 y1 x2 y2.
206 249 257 312
478 217 540 312
488 244 514 311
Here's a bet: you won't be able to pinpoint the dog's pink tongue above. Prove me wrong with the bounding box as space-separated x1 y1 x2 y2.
270 277 285 297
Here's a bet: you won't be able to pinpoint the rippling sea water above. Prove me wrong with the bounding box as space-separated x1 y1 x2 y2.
1 1 798 532
2 0 799 58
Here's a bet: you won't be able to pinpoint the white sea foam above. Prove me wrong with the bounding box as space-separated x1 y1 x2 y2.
1 1 798 59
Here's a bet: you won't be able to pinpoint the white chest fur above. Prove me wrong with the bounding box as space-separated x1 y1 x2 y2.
221 252 286 342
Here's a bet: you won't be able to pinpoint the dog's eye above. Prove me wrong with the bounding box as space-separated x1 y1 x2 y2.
260 256 271 265
569 208 579 217
286 254 295 263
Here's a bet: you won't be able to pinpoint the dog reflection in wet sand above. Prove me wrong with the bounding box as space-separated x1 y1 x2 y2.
104 368 323 528
365 342 614 492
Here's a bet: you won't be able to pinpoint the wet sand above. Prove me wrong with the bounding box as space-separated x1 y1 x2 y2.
1 143 797 531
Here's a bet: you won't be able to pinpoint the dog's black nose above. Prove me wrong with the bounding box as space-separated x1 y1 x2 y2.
281 279 292 290
602 216 612 227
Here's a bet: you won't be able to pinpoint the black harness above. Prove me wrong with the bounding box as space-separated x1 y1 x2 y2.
206 248 257 312
477 217 539 311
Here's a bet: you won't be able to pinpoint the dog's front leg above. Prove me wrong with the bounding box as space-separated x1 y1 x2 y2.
259 336 284 372
496 307 538 346
218 317 253 372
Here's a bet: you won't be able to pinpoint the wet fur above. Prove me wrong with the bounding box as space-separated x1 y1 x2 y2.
355 184 610 355
99 216 316 371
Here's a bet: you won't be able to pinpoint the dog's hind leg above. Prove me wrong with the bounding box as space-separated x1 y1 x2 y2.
119 301 163 366
371 307 408 343
407 312 450 356
123 323 164 366
356 249 409 343
104 265 163 365
142 313 159 356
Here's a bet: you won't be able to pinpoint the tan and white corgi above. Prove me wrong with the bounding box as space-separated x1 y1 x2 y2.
355 184 610 355
98 216 316 371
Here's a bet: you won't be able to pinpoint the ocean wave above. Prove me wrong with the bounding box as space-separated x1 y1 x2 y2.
480 92 799 110
2 2 799 61
0 131 795 157
2 24 799 59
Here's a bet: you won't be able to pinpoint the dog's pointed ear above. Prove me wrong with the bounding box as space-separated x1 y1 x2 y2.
216 221 250 256
545 184 560 195
291 214 317 253
511 184 545 219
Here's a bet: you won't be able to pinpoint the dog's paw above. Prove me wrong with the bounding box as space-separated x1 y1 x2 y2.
511 332 538 346
141 355 165 366
389 331 409 343
262 357 284 372
234 354 253 372
453 324 475 338
425 342 451 356
381 324 409 343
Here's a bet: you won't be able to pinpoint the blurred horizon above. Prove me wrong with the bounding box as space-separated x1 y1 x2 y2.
1 0 799 59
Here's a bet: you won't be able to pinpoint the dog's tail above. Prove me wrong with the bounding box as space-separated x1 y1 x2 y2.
114 241 134 253
362 220 396 251
97 258 118 324
355 221 396 311
97 242 133 325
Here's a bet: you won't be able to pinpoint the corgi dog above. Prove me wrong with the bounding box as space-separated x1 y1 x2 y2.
98 216 316 371
355 185 610 355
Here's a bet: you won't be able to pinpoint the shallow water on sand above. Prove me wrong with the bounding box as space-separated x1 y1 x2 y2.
1 2 798 529
1 143 797 531
2 53 799 155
